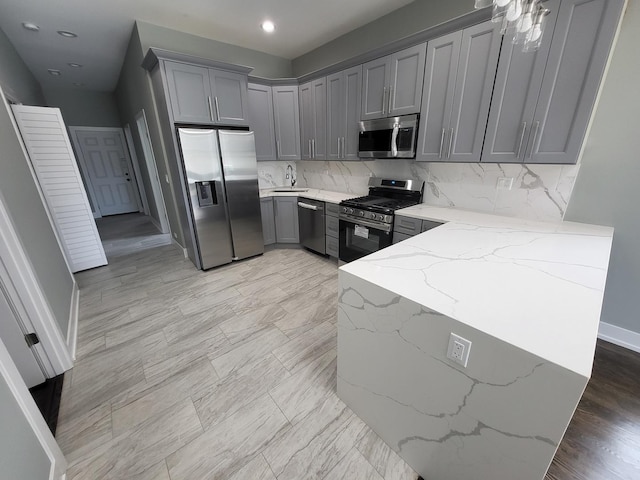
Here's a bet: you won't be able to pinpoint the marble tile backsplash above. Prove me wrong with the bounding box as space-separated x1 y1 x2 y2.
296 160 580 222
257 161 297 189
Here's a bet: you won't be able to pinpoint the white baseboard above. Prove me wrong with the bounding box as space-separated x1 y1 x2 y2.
149 214 162 233
67 282 79 362
598 321 640 353
171 238 188 258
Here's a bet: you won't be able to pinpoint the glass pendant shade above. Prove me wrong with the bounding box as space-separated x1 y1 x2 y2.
480 0 549 52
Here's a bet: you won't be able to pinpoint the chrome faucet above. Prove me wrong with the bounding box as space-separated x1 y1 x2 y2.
286 164 296 187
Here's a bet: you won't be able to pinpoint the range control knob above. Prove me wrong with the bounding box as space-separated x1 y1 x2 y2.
347 208 354 215
359 211 365 217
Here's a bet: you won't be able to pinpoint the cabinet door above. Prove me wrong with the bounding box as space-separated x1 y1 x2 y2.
361 57 389 120
273 86 301 160
274 197 299 243
326 72 343 161
416 31 460 162
312 78 327 159
299 82 313 159
389 43 427 117
209 69 249 126
164 61 213 124
448 21 501 162
481 0 560 163
527 0 624 164
248 83 277 161
343 66 363 160
260 197 276 245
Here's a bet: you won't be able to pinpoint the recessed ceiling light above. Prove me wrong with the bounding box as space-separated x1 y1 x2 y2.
68 63 83 68
57 30 77 38
48 69 61 76
261 20 275 33
22 22 40 32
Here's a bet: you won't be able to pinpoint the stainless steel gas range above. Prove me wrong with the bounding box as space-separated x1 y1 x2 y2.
338 178 424 263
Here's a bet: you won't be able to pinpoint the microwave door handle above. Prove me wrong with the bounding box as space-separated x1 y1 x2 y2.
391 123 399 157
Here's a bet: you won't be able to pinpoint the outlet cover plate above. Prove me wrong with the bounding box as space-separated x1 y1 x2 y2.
496 177 514 190
447 333 472 367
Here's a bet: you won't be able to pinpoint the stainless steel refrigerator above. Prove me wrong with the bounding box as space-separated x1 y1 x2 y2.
176 127 264 270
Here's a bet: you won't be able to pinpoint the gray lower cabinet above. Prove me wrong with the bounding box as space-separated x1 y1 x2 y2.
274 196 299 243
248 83 277 161
260 197 276 245
393 215 443 243
482 0 624 164
299 78 327 160
327 66 362 161
361 43 426 120
164 61 249 126
417 20 501 162
325 202 340 258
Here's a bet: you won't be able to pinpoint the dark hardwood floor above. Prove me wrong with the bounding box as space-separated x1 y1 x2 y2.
545 340 640 480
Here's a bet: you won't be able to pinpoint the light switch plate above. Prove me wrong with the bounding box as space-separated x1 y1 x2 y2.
496 177 514 190
447 333 472 368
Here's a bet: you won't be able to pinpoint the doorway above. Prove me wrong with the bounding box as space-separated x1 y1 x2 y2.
69 127 142 216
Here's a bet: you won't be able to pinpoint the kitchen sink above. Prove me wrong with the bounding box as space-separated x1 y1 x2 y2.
271 187 309 192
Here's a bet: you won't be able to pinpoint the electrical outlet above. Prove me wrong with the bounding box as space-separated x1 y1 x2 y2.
447 333 472 367
496 177 514 190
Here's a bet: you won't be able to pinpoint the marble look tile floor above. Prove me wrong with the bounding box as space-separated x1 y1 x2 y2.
58 243 417 480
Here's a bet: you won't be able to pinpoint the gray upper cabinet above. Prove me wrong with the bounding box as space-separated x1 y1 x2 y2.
483 0 623 164
361 43 426 120
327 66 362 161
299 78 327 160
164 61 249 126
417 20 501 162
248 83 277 161
274 196 299 243
165 62 213 124
273 85 301 161
210 70 249 126
527 0 624 164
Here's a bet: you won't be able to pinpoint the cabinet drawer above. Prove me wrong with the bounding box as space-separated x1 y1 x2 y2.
326 235 339 258
326 202 340 217
421 220 443 232
394 215 422 236
326 215 339 238
392 231 413 244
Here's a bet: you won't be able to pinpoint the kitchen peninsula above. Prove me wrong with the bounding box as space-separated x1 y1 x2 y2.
337 205 614 480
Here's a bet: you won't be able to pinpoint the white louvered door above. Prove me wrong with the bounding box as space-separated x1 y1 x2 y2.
11 105 107 273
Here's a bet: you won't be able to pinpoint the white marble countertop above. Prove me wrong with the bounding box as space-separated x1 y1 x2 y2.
341 205 614 378
260 187 356 204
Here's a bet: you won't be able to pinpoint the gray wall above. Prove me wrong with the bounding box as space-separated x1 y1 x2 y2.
0 27 44 104
292 0 474 77
43 88 121 127
136 21 293 78
0 372 51 480
0 29 74 338
565 0 640 335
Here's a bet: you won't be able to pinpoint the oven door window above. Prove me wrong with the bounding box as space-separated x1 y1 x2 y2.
339 220 392 262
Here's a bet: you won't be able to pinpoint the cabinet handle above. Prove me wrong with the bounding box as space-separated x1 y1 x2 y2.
439 128 446 159
312 138 316 159
214 97 221 122
342 137 346 159
527 121 540 160
382 86 388 115
516 122 527 159
337 138 341 159
207 96 214 121
308 139 312 158
276 140 281 159
388 85 393 115
447 128 454 159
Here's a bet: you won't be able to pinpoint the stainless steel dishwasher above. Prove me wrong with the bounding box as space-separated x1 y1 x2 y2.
298 198 326 255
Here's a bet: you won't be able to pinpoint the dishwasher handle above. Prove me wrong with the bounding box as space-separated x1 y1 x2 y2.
298 201 320 211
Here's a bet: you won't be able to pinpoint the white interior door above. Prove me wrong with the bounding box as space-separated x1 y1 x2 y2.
0 285 45 388
73 129 141 216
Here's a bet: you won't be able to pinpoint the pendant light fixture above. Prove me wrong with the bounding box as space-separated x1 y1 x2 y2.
474 0 550 51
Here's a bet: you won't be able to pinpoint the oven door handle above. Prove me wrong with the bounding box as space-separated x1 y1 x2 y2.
340 216 392 233
391 122 400 157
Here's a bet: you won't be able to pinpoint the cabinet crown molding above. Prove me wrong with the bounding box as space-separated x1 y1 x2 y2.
142 47 254 74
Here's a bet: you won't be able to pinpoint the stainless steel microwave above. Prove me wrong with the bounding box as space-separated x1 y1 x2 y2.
358 114 419 159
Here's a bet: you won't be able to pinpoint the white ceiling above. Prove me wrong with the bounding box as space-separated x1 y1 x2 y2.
0 0 415 92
